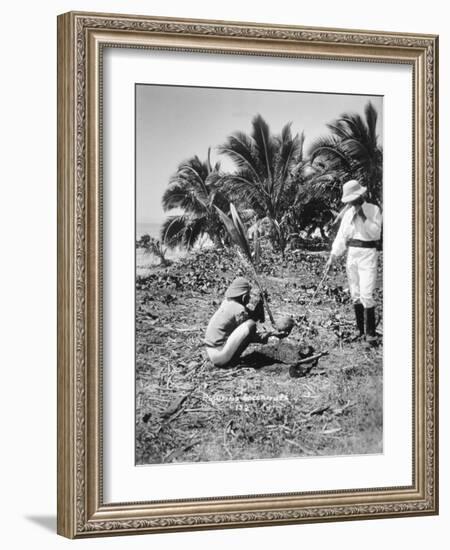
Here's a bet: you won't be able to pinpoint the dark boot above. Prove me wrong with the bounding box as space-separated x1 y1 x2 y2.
352 303 365 340
365 307 377 345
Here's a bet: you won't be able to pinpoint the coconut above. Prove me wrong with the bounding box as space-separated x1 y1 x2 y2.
274 315 295 335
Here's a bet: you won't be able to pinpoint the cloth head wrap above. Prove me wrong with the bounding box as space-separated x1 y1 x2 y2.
225 277 251 299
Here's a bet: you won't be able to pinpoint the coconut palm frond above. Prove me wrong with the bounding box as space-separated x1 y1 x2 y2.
230 204 253 261
217 132 262 175
204 169 225 189
281 121 293 138
206 147 212 173
214 203 276 324
177 164 209 196
326 120 356 142
221 173 268 213
160 214 188 247
207 186 229 210
161 183 208 214
276 128 300 173
160 151 231 250
297 131 305 163
307 135 342 157
251 114 275 184
176 155 209 182
339 116 372 152
183 217 208 249
160 214 208 250
308 101 382 206
253 228 261 266
338 138 371 164
273 135 302 210
310 145 352 168
364 101 378 147
214 204 253 263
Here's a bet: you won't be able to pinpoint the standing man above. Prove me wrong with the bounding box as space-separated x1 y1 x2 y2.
326 180 382 344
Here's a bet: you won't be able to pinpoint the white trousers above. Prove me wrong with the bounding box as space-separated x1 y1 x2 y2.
346 247 378 308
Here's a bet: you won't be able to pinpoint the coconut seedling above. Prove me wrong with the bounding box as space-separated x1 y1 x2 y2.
214 203 335 378
215 203 296 334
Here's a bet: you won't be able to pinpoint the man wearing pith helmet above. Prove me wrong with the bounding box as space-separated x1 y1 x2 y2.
326 179 382 344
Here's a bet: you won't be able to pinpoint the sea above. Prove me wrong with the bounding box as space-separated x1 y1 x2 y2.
136 221 183 269
136 221 164 240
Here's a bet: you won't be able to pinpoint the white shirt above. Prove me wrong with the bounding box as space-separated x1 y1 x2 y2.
331 202 382 257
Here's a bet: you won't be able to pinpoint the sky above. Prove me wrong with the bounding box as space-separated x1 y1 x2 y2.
136 84 383 225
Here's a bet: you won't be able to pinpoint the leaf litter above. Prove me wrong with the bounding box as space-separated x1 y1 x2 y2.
136 245 383 464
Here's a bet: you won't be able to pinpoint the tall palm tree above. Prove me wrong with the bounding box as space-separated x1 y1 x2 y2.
308 101 383 205
160 150 228 249
218 114 304 253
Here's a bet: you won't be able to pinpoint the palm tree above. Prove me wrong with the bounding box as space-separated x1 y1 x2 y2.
160 150 229 249
218 114 304 253
308 101 383 205
284 160 347 240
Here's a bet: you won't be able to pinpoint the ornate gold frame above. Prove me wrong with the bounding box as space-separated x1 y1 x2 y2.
57 11 439 538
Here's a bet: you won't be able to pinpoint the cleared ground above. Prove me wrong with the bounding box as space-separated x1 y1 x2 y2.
135 247 383 465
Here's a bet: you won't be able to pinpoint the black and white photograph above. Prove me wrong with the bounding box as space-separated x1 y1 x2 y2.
135 83 383 466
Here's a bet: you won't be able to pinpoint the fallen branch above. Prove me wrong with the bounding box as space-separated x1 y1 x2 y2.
160 389 195 420
309 405 330 416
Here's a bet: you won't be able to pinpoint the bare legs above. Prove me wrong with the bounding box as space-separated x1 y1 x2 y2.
206 320 257 367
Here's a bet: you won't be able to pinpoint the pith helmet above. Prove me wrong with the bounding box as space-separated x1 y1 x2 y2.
341 179 367 203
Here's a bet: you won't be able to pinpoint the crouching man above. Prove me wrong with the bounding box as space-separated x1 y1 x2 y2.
326 179 382 344
204 277 281 367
